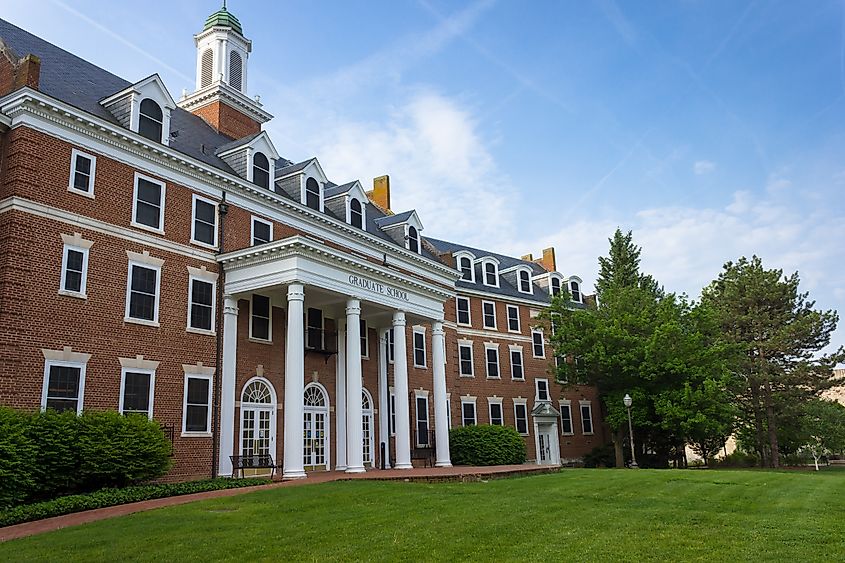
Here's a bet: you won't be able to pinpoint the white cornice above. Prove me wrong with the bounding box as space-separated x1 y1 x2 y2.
177 82 271 123
456 285 551 308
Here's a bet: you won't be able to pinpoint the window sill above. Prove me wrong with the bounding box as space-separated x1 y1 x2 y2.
486 376 501 380
511 378 525 382
508 329 522 334
457 322 472 328
483 325 497 331
124 317 160 328
130 221 165 235
582 432 595 436
532 355 546 360
562 432 575 437
58 289 87 300
187 327 216 337
248 337 274 345
190 238 218 251
459 374 474 378
68 187 95 199
413 364 428 370
181 431 212 438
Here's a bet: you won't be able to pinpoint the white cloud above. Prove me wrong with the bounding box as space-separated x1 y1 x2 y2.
693 160 716 175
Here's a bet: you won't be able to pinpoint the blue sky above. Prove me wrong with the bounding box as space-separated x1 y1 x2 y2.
2 0 843 356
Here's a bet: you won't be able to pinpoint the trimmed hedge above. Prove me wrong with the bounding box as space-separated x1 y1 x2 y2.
0 478 270 528
449 425 526 466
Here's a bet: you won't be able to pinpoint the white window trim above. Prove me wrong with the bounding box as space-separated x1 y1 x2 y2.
509 345 524 380
535 378 550 402
360 319 369 359
302 176 325 212
480 259 500 288
455 252 476 283
413 326 427 368
405 225 422 255
41 357 88 415
190 193 218 249
118 367 156 419
68 148 96 198
531 329 545 358
458 339 474 378
59 240 91 299
131 172 166 234
488 397 504 426
347 197 366 229
124 255 163 327
249 293 273 343
481 300 497 330
560 400 574 436
549 273 564 297
414 390 430 447
517 268 533 294
182 370 214 437
484 343 500 379
251 215 273 246
389 388 396 436
387 329 395 365
186 268 217 335
461 396 477 426
580 401 594 435
514 398 529 436
506 304 521 333
569 278 584 304
456 296 472 326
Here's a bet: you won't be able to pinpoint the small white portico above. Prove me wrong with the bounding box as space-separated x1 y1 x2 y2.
217 235 457 478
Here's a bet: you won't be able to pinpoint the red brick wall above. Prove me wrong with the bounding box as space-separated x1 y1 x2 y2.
191 101 260 141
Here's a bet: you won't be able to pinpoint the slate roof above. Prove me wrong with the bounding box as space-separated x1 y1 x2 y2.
274 159 313 178
324 181 357 199
373 210 415 227
214 131 263 155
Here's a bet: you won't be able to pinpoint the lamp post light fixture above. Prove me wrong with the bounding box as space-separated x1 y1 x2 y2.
623 394 638 469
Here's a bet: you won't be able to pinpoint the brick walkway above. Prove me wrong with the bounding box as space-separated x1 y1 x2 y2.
0 464 559 542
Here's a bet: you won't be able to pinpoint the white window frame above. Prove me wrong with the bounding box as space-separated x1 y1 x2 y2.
580 401 594 435
251 215 273 246
484 343 500 379
506 304 521 333
535 378 550 402
481 260 500 288
457 254 475 282
461 397 477 426
488 397 504 426
514 399 529 436
41 358 87 415
458 339 474 377
517 268 532 294
186 268 217 335
68 148 96 198
414 390 430 447
570 279 583 303
360 319 369 359
456 296 471 326
387 329 395 364
413 327 427 368
249 293 273 342
406 225 422 254
131 172 166 234
124 255 162 327
190 193 218 249
389 388 396 436
509 345 524 380
560 400 574 435
119 367 156 419
482 300 497 330
531 329 545 358
182 372 214 436
549 274 563 297
348 197 366 229
59 242 90 299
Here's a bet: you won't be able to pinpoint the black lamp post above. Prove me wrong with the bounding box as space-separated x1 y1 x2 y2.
624 394 638 469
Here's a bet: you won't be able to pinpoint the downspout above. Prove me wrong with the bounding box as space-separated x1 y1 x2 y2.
211 192 229 478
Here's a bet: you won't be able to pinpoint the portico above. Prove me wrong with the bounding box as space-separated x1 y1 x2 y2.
216 235 457 478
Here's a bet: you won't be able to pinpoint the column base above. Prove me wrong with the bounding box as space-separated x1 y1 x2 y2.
282 470 307 480
435 461 452 468
394 462 413 470
336 465 348 472
345 466 366 474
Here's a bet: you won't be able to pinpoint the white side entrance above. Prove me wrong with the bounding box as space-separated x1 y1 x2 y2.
531 402 561 466
362 388 375 466
239 378 277 476
304 382 331 470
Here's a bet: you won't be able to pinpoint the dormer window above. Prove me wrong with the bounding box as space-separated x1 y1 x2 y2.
458 256 473 281
483 262 498 287
550 277 562 296
253 152 270 189
138 99 163 143
570 280 582 302
350 198 364 229
518 270 532 294
408 226 420 254
305 177 321 210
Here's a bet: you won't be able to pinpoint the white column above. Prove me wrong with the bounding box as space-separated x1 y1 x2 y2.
345 299 365 473
431 321 452 467
377 328 391 469
335 320 347 471
217 295 239 477
283 284 306 479
392 311 413 469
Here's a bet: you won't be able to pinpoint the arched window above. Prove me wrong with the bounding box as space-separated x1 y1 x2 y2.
350 198 363 228
253 152 270 189
484 262 497 286
570 281 581 302
304 384 327 407
407 226 420 253
519 270 531 293
305 177 320 210
200 49 214 88
138 99 163 142
229 51 243 91
242 379 272 404
458 256 473 281
550 277 561 296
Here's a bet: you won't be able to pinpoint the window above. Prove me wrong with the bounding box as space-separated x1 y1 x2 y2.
510 348 524 380
458 342 474 377
253 152 270 189
550 277 562 296
250 294 271 341
132 174 165 232
360 319 368 358
506 305 520 332
560 402 574 435
389 390 396 435
350 198 364 229
518 269 531 293
415 394 430 447
120 369 155 418
183 375 212 434
514 401 529 435
138 98 163 142
482 301 496 329
581 402 594 434
251 216 272 246
306 308 323 349
60 244 89 298
532 330 545 358
200 48 213 87
461 399 477 426
42 361 85 413
489 400 503 426
68 149 96 196
458 256 473 281
570 280 582 302
126 262 161 324
229 51 243 90
456 296 471 325
483 262 498 286
536 378 550 402
305 177 321 210
407 226 420 254
413 329 426 368
188 277 215 332
485 345 499 379
191 195 217 247
387 328 395 363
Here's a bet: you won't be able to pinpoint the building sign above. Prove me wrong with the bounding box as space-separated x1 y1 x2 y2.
348 274 409 302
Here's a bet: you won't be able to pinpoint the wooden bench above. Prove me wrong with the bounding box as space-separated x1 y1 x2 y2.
411 447 434 467
230 454 276 478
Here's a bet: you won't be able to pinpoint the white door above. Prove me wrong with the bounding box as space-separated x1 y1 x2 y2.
363 389 375 466
304 384 330 470
239 379 277 471
538 431 553 464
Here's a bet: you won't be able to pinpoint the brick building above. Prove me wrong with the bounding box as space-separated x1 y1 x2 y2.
0 9 606 481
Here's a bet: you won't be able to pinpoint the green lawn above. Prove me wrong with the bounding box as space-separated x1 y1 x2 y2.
2 469 844 561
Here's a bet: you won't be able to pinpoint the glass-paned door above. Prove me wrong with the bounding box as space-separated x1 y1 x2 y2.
304 410 326 468
241 408 272 458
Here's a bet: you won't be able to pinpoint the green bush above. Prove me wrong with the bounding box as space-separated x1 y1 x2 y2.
449 425 526 466
0 408 37 508
0 478 270 528
26 409 82 500
583 444 617 468
713 450 759 468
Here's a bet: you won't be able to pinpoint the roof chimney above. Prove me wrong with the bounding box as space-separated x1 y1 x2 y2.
368 175 391 213
538 247 556 272
521 253 534 261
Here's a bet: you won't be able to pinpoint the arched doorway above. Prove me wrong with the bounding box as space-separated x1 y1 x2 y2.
304 383 330 470
239 378 277 475
362 388 375 466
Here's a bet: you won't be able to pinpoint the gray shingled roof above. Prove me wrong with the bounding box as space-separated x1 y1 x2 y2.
324 181 357 199
373 210 416 227
214 131 263 155
274 159 313 178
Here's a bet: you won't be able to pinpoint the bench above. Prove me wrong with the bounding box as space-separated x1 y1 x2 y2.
230 454 276 479
411 446 434 467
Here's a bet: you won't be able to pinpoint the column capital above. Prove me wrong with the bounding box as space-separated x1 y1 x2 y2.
392 310 406 327
287 283 304 302
431 320 445 336
346 298 361 316
223 295 239 316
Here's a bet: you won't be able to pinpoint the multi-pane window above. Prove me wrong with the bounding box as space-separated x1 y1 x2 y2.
250 294 271 341
253 152 270 189
536 378 550 401
458 256 473 281
550 277 562 296
532 330 545 358
188 278 214 332
510 348 524 380
387 329 395 363
416 395 430 447
456 296 471 325
506 305 520 332
482 301 496 329
360 319 368 357
514 402 529 435
458 343 473 377
191 195 217 246
461 401 477 426
251 217 272 246
489 401 503 425
350 198 364 228
484 262 497 286
485 346 499 378
69 149 96 195
133 175 165 231
389 391 396 435
570 280 582 302
305 308 324 349
60 244 88 297
518 270 531 293
126 263 160 323
560 402 574 435
305 177 321 210
413 329 426 368
43 362 84 413
184 375 212 433
408 226 420 254
120 369 154 418
581 403 594 434
138 98 163 142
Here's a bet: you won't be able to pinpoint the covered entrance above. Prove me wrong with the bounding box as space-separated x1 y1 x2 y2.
239 378 277 477
531 402 561 465
304 383 330 470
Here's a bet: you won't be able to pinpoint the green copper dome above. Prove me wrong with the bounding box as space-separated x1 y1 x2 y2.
203 3 243 36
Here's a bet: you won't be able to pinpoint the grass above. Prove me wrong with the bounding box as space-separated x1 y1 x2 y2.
2 469 844 561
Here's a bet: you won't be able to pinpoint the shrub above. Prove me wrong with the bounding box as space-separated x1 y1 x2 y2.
26 409 82 500
0 478 270 528
583 444 616 468
713 450 759 468
449 425 526 466
0 408 36 508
